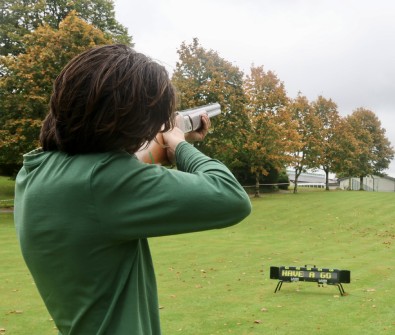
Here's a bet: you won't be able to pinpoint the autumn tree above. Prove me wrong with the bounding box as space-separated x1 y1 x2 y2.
344 108 394 190
288 94 322 193
311 96 342 190
172 38 249 171
0 11 113 171
243 66 300 197
0 0 131 56
330 117 361 190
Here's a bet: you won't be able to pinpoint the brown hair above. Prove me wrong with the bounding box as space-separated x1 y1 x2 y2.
40 44 176 154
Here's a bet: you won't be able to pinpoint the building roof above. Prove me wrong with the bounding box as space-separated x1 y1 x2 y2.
286 169 337 184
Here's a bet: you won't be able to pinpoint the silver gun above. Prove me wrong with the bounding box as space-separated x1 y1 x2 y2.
176 103 221 133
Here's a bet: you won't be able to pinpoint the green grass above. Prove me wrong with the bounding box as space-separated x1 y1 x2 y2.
0 176 15 208
1 191 394 334
0 212 55 334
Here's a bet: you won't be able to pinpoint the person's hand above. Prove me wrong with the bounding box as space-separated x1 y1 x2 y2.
137 114 211 165
185 113 211 142
161 126 186 163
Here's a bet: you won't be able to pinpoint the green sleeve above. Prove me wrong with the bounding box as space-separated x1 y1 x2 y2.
91 142 251 239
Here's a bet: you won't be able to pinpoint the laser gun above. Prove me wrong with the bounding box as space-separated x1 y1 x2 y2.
176 103 221 133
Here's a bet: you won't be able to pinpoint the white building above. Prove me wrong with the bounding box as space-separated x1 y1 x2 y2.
339 175 395 192
286 169 338 189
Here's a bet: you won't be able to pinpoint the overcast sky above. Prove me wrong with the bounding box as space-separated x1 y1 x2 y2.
114 0 395 177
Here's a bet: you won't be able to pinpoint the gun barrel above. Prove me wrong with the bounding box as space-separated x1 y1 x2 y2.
176 103 221 133
177 102 220 116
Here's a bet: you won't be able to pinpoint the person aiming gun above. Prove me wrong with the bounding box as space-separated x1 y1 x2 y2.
14 44 251 335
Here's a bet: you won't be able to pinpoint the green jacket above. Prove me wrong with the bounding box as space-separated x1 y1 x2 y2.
14 141 251 334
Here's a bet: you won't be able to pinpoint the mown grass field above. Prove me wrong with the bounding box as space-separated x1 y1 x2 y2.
1 189 394 334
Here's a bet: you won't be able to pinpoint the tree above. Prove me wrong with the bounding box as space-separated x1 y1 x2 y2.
243 66 300 197
0 0 131 56
172 38 249 172
0 119 42 173
330 117 361 190
345 108 394 190
0 11 113 170
288 94 322 193
311 96 341 190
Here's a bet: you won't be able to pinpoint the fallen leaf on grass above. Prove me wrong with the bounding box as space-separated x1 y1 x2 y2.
7 310 23 315
366 288 376 292
254 320 263 324
260 307 268 312
0 328 6 333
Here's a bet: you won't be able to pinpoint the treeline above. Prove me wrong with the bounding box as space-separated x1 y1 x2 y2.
1 2 394 195
173 39 394 194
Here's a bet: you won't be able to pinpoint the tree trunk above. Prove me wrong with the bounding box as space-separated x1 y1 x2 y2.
254 172 260 198
293 169 300 194
359 176 364 191
325 169 330 191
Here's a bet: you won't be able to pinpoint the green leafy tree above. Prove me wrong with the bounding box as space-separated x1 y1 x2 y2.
0 0 131 56
0 11 113 170
0 0 34 57
243 66 300 197
345 108 394 190
172 38 249 172
0 119 42 173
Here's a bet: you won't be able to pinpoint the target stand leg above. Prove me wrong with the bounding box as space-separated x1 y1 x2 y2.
274 281 283 293
337 283 346 296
